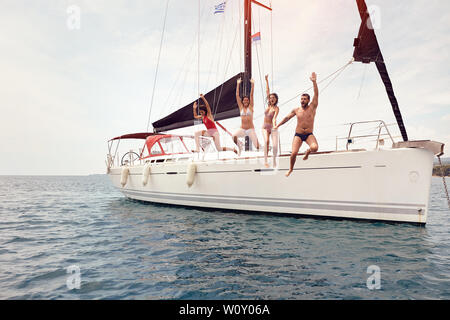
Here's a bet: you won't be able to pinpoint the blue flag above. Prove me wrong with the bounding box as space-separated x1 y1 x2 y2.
214 2 226 14
252 32 261 42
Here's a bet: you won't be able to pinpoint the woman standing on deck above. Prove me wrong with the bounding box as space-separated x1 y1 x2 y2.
232 78 260 154
193 94 238 154
262 74 280 167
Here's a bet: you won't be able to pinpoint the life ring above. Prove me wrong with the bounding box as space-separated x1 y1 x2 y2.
142 163 151 186
120 167 130 187
186 163 197 187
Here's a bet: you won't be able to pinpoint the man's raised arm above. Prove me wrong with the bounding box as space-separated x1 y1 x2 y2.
310 72 318 108
274 108 296 130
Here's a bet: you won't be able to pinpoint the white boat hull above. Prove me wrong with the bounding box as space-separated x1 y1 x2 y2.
108 148 434 224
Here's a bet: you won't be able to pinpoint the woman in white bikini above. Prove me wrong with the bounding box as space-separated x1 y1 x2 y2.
262 75 280 167
233 78 260 154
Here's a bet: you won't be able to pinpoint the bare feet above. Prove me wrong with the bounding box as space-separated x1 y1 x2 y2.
264 162 270 168
303 149 311 160
285 169 293 177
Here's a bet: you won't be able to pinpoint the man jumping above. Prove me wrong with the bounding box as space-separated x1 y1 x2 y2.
274 72 319 177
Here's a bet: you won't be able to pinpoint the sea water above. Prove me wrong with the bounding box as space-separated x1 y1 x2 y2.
0 175 448 299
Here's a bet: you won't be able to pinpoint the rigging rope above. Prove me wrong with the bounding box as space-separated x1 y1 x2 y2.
252 14 266 105
437 155 450 209
157 0 212 120
206 4 228 90
252 58 354 124
279 58 354 107
212 20 240 118
320 59 353 93
197 0 200 98
159 39 196 119
356 63 368 100
146 0 170 132
257 7 266 83
239 0 243 73
216 121 233 137
255 58 354 143
211 2 230 112
270 0 273 90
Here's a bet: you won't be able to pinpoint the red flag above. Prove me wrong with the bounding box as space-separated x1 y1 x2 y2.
251 32 261 42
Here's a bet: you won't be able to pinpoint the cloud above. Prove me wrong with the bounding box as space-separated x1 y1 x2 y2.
442 114 450 122
0 0 449 174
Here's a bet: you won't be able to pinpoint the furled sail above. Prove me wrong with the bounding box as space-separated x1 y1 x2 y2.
353 0 408 141
152 73 244 133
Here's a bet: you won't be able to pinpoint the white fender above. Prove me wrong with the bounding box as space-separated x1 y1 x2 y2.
106 154 113 174
186 163 197 187
120 167 130 187
142 163 151 186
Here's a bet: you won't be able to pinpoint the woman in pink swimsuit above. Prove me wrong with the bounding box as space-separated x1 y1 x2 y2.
193 94 238 154
262 75 280 167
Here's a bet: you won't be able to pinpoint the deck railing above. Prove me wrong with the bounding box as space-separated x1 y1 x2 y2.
343 120 395 151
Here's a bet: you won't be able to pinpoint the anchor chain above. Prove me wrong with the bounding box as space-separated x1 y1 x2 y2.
437 155 450 209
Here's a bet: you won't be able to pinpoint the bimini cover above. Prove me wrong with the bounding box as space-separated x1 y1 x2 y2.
352 0 408 142
152 73 244 133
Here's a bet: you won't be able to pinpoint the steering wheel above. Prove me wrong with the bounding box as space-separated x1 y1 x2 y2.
121 151 141 166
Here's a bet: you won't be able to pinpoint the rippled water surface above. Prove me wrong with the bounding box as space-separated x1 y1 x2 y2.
0 175 449 299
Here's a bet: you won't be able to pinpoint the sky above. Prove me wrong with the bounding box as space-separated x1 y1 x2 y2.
1 0 449 175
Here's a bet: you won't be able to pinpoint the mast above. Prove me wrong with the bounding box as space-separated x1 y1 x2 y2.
152 0 274 133
243 0 252 96
353 0 408 141
243 1 272 96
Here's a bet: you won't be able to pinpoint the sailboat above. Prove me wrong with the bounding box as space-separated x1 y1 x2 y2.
106 0 444 225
